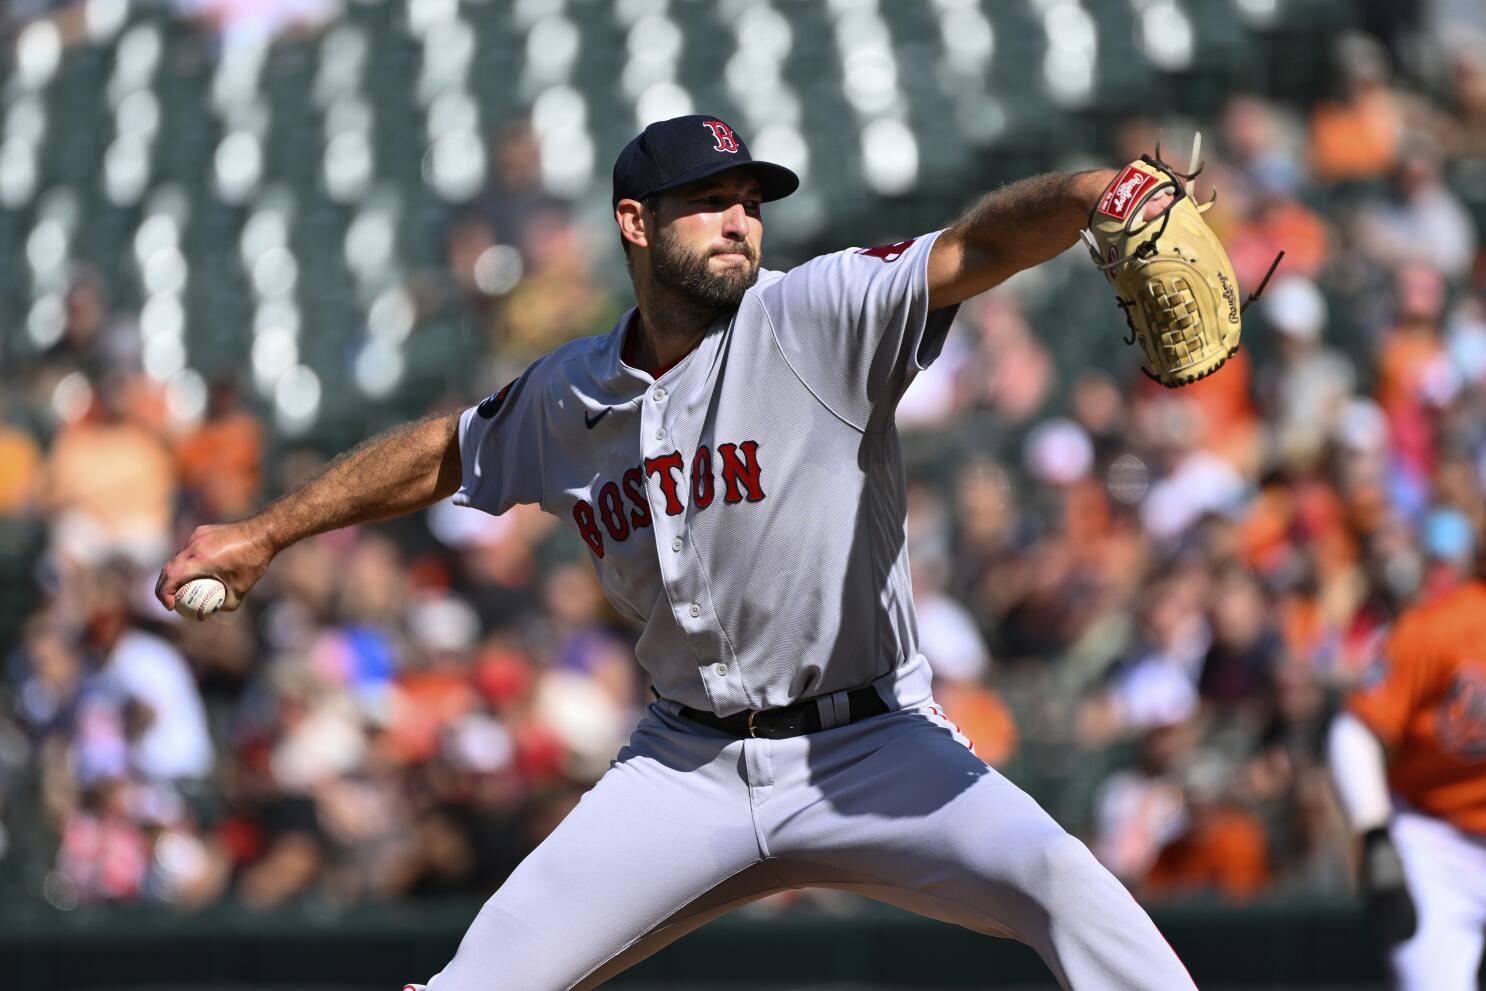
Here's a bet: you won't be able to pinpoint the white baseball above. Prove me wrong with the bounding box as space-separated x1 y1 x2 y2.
174 577 227 621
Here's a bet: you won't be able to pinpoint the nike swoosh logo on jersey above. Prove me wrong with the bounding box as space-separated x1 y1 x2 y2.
585 407 612 429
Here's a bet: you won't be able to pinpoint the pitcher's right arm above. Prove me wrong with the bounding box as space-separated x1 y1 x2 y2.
156 409 462 612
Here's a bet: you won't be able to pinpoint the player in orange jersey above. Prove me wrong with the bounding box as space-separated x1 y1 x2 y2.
1328 579 1486 990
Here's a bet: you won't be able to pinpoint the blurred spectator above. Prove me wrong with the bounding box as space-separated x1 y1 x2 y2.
1221 95 1306 197
81 567 213 783
961 296 1054 423
0 419 42 517
1141 792 1272 902
1444 45 1486 160
1238 658 1346 894
1354 147 1477 280
498 212 620 363
53 778 150 904
477 119 567 261
1091 686 1191 878
43 374 177 567
1220 167 1329 287
1080 571 1212 746
48 268 133 384
1419 505 1478 597
910 494 1016 768
1375 263 1450 495
1137 399 1248 542
1070 371 1129 466
1198 569 1283 713
1308 35 1404 183
1092 695 1271 902
235 795 326 909
176 379 264 522
1255 276 1355 467
528 564 639 781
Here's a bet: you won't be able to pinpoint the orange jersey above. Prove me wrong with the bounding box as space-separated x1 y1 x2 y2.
1348 581 1486 835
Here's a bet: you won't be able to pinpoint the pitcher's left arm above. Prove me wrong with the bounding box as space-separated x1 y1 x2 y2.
926 169 1117 311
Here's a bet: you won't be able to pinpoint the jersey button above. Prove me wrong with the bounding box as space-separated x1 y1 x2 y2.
655 428 666 441
713 662 728 677
688 603 701 618
671 536 683 552
653 387 667 401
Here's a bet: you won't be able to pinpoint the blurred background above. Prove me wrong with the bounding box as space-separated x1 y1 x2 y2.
2 0 1485 987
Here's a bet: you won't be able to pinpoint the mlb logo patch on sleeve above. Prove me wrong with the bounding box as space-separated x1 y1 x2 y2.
1097 165 1160 220
857 239 915 263
477 380 513 418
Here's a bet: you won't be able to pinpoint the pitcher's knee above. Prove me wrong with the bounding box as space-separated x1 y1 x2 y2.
1025 830 1107 902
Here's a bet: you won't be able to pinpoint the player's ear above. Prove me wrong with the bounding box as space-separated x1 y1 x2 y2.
616 198 650 251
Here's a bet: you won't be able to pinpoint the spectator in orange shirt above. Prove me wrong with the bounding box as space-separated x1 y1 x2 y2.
1091 673 1271 902
1219 167 1329 290
44 372 177 566
1374 264 1449 491
177 379 264 522
0 419 42 517
1143 801 1271 902
1309 36 1403 184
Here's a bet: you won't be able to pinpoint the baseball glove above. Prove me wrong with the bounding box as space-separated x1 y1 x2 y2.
1083 136 1282 388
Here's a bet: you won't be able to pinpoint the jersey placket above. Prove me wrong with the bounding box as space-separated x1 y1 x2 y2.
638 333 747 713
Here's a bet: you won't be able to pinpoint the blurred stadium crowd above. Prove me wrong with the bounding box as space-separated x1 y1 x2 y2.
3 0 1486 920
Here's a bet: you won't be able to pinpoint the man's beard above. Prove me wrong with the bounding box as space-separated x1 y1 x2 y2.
648 226 760 311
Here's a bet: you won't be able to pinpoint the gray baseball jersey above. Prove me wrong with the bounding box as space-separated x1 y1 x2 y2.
424 230 1201 991
455 232 955 716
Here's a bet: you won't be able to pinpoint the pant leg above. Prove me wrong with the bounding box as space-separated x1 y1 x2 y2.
757 703 1198 991
424 707 774 991
1387 811 1486 991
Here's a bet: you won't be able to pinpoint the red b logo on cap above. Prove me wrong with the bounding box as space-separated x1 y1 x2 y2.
703 120 739 154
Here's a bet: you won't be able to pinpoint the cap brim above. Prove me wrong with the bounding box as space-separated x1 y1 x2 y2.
643 159 800 203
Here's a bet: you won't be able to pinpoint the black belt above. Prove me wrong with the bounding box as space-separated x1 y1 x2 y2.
678 686 890 739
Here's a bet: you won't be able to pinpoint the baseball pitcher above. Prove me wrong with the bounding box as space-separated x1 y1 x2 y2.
158 115 1241 989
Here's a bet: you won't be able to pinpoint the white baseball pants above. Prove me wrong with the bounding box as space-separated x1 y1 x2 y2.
1388 809 1486 990
419 699 1198 990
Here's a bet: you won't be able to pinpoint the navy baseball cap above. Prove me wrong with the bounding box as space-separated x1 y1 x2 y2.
612 115 799 207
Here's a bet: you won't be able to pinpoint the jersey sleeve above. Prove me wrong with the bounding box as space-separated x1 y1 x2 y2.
452 362 546 516
1347 610 1445 750
756 230 960 432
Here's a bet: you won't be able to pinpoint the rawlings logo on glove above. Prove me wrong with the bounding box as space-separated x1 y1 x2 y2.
1083 135 1282 388
1098 165 1161 220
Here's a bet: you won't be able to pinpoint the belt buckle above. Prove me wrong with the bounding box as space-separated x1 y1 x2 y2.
746 709 761 738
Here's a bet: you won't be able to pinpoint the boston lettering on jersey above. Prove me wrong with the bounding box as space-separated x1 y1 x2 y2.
572 440 764 558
